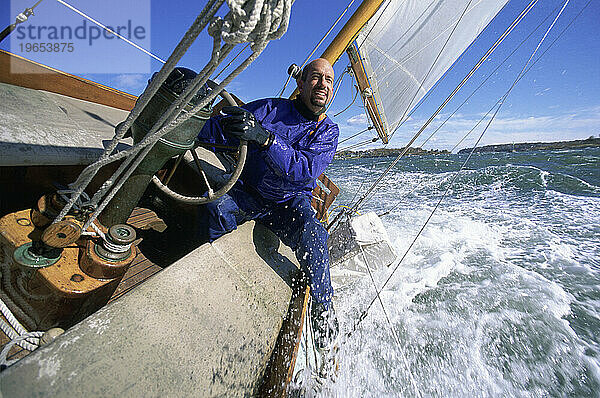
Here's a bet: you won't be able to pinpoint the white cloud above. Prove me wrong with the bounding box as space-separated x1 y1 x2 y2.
346 113 368 125
114 74 147 91
387 105 600 151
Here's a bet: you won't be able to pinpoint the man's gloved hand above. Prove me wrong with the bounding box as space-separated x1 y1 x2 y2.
220 106 274 148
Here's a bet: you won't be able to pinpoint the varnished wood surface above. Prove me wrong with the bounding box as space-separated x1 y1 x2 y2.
0 50 137 111
108 253 161 303
312 173 340 222
257 284 310 397
109 207 163 302
347 44 389 144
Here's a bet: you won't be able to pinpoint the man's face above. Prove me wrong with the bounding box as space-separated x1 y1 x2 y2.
297 59 334 113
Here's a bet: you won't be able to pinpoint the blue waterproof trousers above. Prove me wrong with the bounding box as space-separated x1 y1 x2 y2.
204 186 333 308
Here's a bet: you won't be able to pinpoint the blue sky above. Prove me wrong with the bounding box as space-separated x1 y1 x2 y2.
2 0 598 151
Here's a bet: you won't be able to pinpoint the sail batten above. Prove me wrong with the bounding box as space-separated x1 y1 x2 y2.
349 0 509 144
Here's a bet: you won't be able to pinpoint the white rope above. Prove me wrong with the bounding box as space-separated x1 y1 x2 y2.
55 0 166 64
86 222 131 253
0 318 18 341
0 294 41 351
0 261 36 331
0 322 39 353
0 260 46 352
84 0 290 223
0 293 27 336
0 331 43 368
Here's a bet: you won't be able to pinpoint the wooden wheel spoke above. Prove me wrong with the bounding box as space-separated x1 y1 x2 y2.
190 148 214 197
162 153 185 185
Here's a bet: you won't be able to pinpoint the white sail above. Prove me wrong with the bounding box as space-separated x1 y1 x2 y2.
352 0 509 142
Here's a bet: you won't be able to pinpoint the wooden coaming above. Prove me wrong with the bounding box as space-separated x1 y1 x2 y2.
0 50 136 111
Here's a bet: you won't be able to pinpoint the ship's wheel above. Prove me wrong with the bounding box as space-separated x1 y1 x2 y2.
151 84 247 205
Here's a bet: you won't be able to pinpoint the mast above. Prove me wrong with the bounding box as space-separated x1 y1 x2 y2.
290 0 385 98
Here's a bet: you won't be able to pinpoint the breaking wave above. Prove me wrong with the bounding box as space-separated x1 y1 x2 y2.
321 148 600 397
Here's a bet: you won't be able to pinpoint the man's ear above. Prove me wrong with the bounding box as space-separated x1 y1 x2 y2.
296 77 303 93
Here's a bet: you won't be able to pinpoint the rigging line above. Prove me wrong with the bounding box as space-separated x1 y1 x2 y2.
55 0 225 223
333 0 479 225
449 0 592 153
75 0 293 225
325 68 349 113
328 161 377 234
0 0 44 43
30 0 44 9
214 43 250 79
360 246 422 398
346 100 501 342
55 0 166 64
348 175 369 217
451 0 572 154
394 0 475 140
356 0 393 50
384 0 436 53
338 126 374 145
419 2 562 151
87 0 296 218
334 81 360 117
367 0 484 88
359 0 549 222
348 0 571 342
277 73 294 98
329 0 540 228
374 0 489 85
277 0 357 97
338 137 378 152
449 107 494 153
302 0 357 69
377 174 426 218
335 81 378 150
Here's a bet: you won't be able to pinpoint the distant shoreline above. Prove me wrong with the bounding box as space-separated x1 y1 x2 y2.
335 147 449 159
457 137 600 154
335 137 599 159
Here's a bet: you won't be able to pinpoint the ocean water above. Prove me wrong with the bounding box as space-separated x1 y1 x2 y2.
319 148 600 397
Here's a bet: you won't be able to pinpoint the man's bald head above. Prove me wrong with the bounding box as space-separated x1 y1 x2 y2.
297 58 335 113
300 58 334 81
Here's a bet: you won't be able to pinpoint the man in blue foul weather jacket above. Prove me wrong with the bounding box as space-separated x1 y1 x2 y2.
197 58 339 350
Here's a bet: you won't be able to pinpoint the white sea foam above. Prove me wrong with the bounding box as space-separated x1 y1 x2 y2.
323 153 600 396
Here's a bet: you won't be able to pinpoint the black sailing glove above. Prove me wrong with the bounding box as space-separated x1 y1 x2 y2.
219 106 274 148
